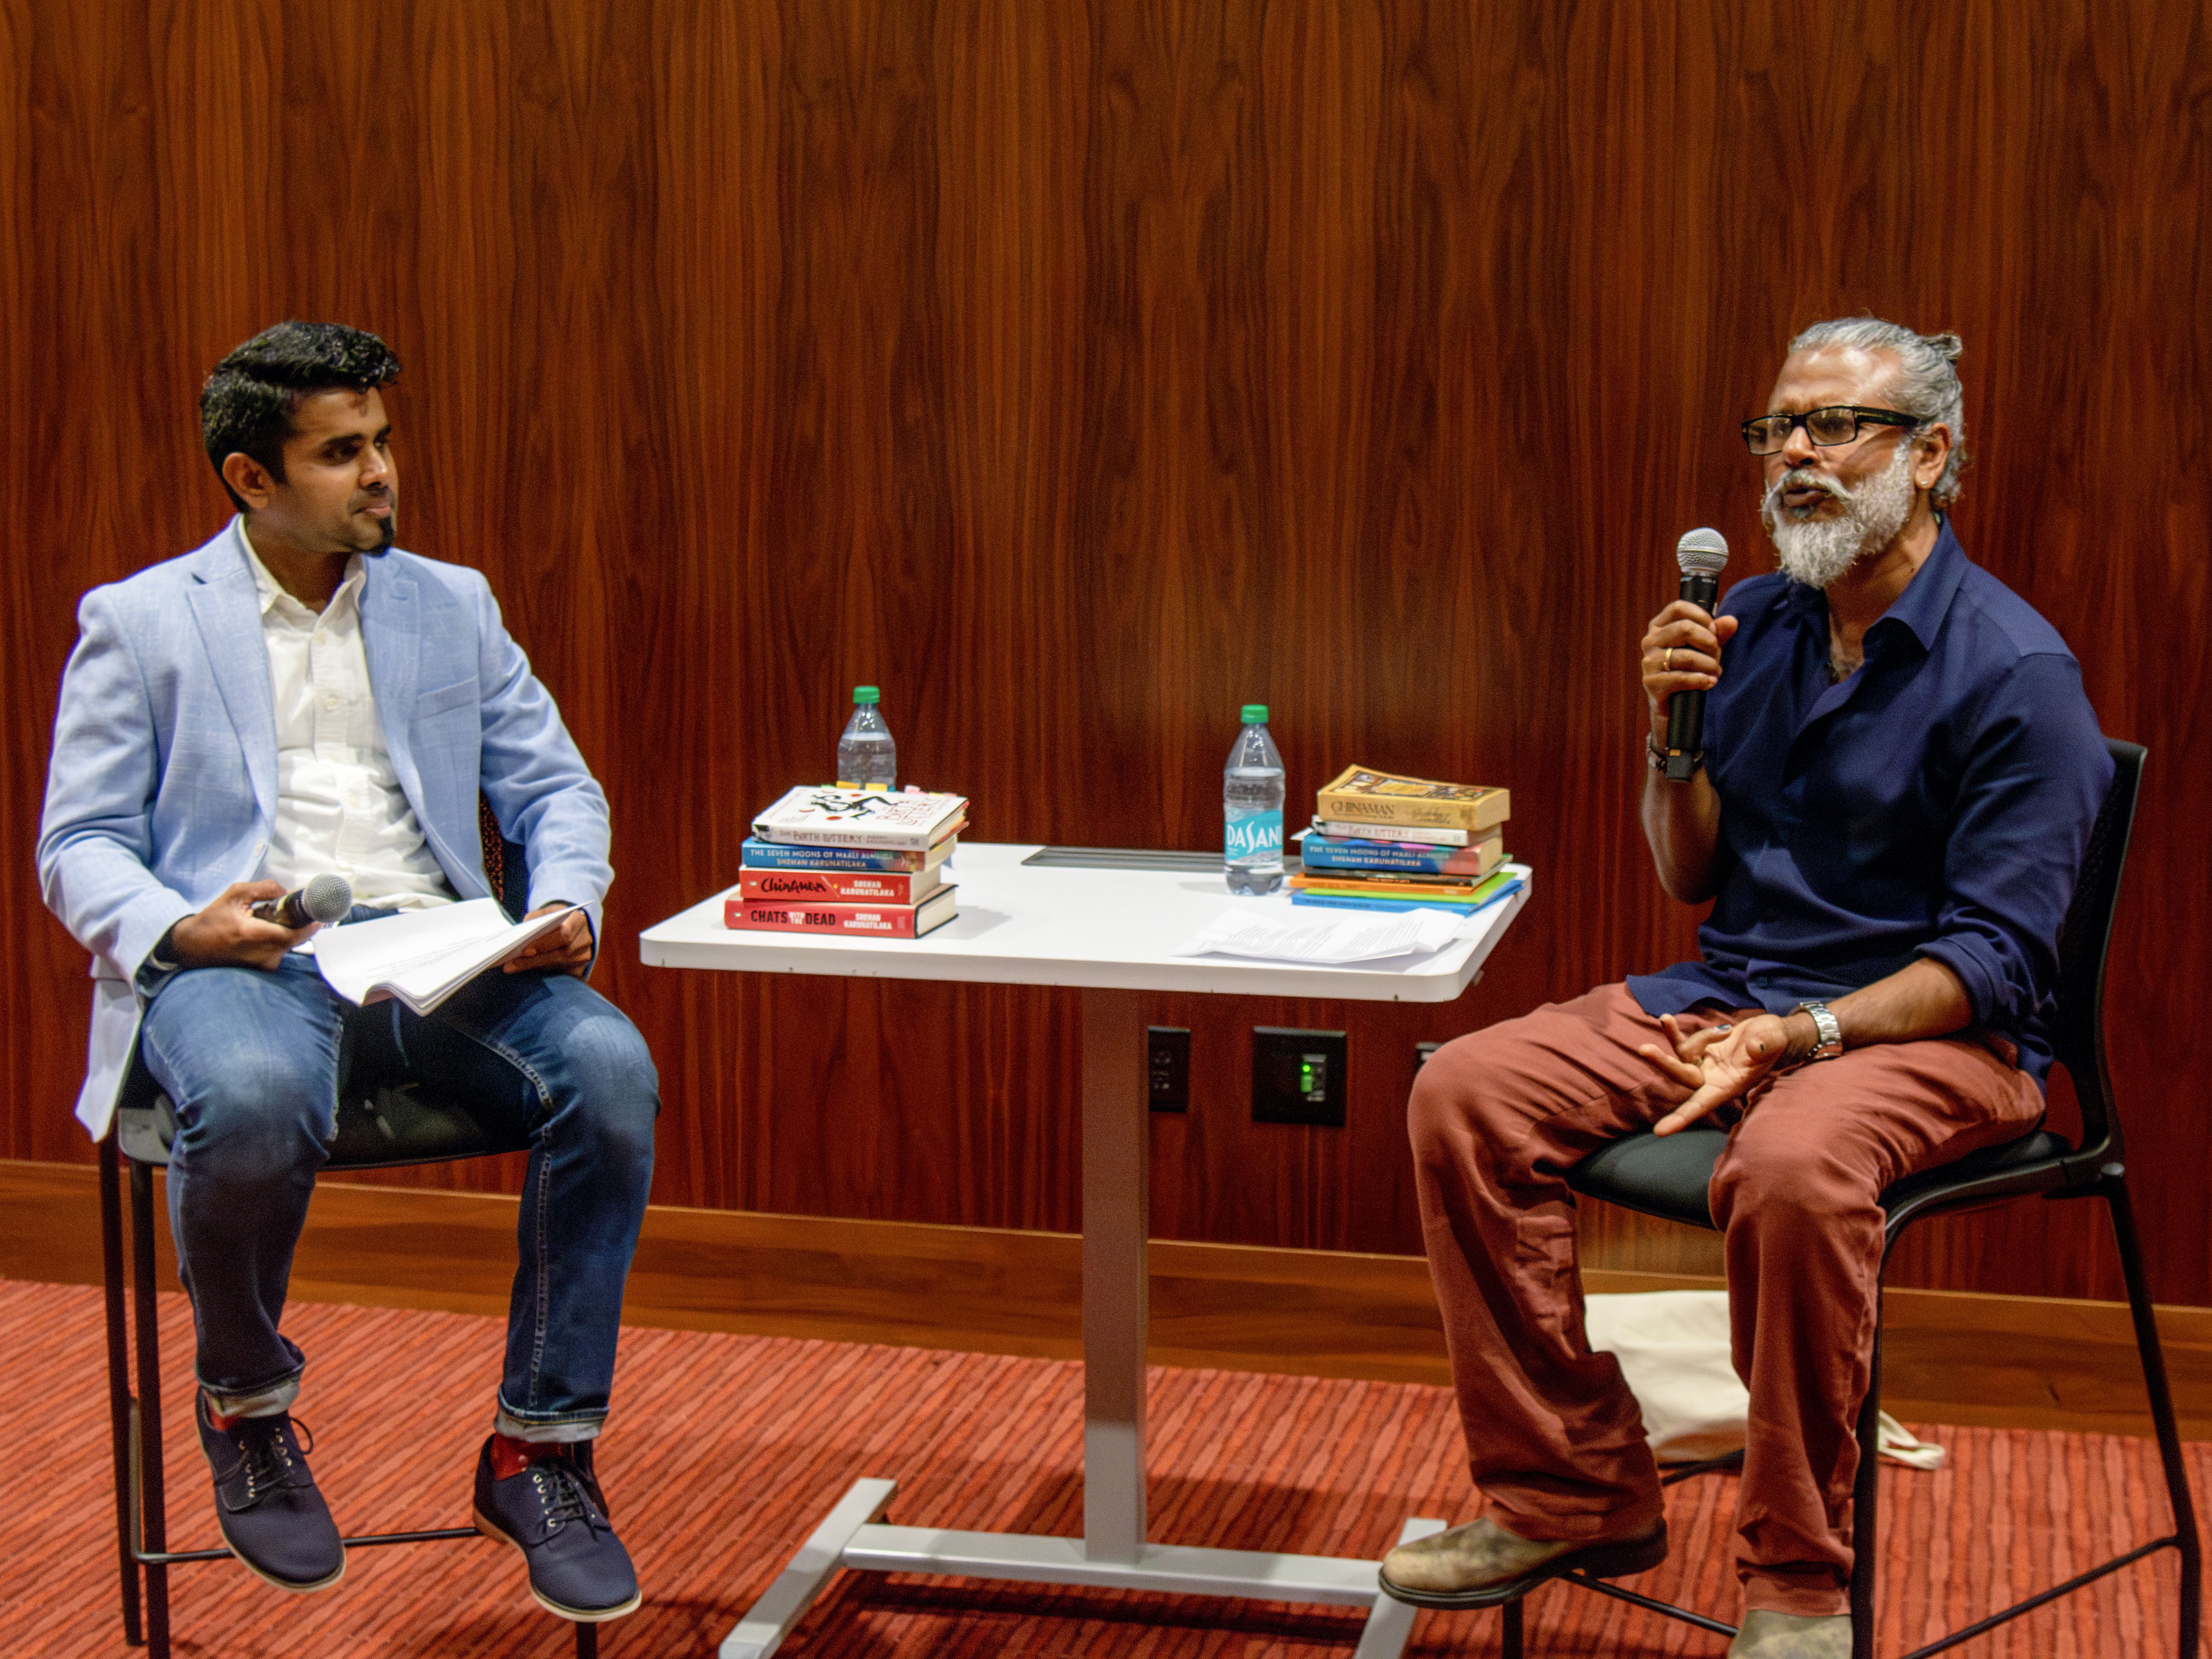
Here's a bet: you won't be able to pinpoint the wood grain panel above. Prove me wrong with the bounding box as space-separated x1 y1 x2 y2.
4 1 2209 1302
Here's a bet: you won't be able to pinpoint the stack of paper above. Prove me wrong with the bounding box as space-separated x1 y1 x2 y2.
311 899 581 1014
1171 905 1472 966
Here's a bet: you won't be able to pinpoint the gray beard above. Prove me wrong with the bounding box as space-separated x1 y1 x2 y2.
1761 442 1916 589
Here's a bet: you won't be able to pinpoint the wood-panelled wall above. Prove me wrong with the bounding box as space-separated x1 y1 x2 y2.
4 3 2207 1303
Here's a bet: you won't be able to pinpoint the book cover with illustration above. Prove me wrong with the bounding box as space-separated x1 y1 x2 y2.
1315 766 1510 833
751 786 969 850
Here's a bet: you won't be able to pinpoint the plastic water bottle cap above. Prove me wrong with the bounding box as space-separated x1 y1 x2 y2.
1241 704 1268 724
853 686 880 704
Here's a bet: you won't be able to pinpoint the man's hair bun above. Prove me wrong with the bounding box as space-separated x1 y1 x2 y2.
1923 331 1965 363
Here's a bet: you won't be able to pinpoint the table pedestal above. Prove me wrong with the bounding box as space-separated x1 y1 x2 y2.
718 988 1444 1657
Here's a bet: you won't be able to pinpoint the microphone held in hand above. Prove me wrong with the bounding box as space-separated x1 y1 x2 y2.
1663 528 1729 783
251 873 354 929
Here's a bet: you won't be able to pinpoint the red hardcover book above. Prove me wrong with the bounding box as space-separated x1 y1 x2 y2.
724 885 958 939
738 866 946 904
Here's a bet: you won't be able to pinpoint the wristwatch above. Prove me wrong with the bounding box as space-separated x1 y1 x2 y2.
1791 1001 1844 1064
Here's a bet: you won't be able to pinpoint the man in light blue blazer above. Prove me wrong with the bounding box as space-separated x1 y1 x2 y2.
38 323 657 1627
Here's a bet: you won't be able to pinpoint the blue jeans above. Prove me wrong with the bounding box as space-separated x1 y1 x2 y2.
137 941 658 1435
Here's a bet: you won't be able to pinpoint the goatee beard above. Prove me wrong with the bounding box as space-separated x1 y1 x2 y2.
1761 442 1916 589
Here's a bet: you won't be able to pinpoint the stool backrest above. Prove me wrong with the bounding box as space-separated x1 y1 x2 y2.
2048 738 2146 1170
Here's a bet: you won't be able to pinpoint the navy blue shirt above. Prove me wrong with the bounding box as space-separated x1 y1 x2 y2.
1627 521 2111 1087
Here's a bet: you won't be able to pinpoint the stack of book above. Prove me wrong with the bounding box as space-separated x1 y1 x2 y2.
1290 765 1527 916
727 785 967 939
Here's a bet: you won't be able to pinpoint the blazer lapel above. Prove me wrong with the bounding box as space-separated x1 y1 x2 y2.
361 559 424 807
186 538 278 824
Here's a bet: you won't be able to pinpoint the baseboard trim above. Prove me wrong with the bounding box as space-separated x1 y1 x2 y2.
5 1157 2205 1437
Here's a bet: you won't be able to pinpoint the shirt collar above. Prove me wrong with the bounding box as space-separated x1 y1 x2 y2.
1774 515 1970 655
233 515 365 621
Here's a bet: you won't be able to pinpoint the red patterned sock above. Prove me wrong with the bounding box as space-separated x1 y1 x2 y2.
488 1431 566 1481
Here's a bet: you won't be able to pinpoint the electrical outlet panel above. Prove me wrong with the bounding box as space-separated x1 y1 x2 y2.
1251 1026 1348 1127
1147 1026 1190 1112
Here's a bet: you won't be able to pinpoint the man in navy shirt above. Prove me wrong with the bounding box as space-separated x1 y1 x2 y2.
1379 319 2109 1659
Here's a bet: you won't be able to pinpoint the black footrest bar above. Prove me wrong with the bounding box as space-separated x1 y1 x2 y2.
137 1524 483 1567
1898 1536 2178 1659
1559 1569 1740 1639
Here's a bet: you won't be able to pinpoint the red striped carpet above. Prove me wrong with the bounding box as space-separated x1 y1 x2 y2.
7 1276 2201 1656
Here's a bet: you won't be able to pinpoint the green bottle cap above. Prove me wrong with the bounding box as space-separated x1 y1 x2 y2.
1241 704 1268 724
853 686 880 704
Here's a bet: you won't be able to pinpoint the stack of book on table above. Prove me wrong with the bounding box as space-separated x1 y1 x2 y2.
1291 765 1526 916
727 785 967 939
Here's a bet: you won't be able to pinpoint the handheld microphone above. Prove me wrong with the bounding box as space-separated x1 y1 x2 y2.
251 873 354 929
1662 528 1729 782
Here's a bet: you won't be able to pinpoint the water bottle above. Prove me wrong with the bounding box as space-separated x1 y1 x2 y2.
836 686 897 790
1223 704 1286 895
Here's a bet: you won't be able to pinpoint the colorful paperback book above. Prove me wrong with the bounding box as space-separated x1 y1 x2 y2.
1315 765 1510 834
1313 816 1480 848
751 786 968 851
1296 827 1505 877
1287 866 1526 916
739 835 955 873
1288 872 1501 902
724 885 959 938
739 865 946 904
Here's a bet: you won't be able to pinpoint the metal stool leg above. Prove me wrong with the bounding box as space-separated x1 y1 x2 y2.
2108 1182 2203 1658
129 1158 172 1659
101 1131 145 1646
1500 1594 1524 1656
575 1622 597 1656
1848 1319 1883 1659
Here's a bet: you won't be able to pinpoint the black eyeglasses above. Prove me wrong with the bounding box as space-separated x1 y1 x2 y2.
1741 406 1921 456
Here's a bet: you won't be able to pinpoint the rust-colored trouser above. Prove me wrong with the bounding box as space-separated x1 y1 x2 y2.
1408 983 2043 1618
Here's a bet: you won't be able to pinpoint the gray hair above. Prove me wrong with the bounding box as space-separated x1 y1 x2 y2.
1788 316 1968 507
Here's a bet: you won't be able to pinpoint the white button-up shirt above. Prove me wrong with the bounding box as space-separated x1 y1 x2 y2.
239 520 455 910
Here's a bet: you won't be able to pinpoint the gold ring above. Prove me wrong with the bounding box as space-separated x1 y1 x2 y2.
1665 647 1677 672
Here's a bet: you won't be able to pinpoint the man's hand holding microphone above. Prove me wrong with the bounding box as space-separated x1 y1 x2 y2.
169 874 353 971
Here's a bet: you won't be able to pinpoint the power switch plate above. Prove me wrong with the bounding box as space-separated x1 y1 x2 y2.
1147 1026 1190 1112
1252 1026 1348 1127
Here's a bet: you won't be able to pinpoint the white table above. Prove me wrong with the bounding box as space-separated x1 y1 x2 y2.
640 843 1530 1657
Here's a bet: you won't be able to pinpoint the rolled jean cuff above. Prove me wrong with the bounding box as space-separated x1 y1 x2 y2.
496 1403 604 1444
200 1371 302 1420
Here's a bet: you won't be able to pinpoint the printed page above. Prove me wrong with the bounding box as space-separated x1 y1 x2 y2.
313 899 580 1012
1171 906 1466 965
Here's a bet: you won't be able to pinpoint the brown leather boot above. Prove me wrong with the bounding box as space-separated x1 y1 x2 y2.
1378 1515 1667 1609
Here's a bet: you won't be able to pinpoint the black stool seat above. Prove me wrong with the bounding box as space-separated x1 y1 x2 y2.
117 1078 531 1170
1566 1124 2082 1230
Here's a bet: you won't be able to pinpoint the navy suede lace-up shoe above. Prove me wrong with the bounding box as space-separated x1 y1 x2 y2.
473 1436 641 1622
193 1393 345 1593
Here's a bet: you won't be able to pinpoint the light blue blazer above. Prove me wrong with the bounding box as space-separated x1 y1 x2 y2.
37 523 614 1139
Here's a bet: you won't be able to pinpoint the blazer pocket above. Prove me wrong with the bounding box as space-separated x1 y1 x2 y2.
415 678 479 719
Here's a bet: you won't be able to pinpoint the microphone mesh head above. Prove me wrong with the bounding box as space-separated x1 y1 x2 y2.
1676 527 1729 574
302 873 355 925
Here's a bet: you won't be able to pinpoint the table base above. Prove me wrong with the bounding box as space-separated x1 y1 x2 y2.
719 1478 1444 1658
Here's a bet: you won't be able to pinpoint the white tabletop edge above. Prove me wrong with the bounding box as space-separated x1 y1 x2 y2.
638 843 1530 1004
